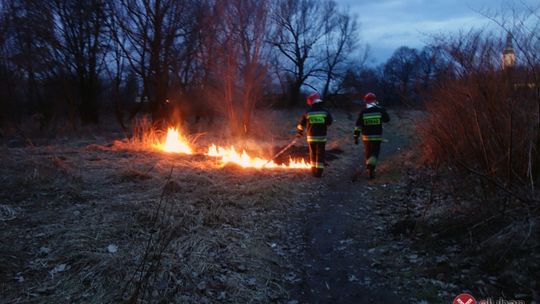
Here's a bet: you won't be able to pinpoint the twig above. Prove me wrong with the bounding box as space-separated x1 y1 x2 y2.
470 206 526 230
520 211 535 247
472 103 490 172
121 165 175 301
191 132 207 144
528 142 535 192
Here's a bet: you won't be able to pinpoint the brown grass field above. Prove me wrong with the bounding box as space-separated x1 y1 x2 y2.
0 109 365 303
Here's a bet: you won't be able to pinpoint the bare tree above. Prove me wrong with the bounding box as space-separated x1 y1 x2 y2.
339 64 378 96
320 5 358 100
415 46 448 92
0 0 363 130
112 0 193 124
48 0 108 124
271 0 335 105
196 0 273 136
383 46 420 104
236 0 272 135
104 2 128 130
0 0 14 126
3 0 58 124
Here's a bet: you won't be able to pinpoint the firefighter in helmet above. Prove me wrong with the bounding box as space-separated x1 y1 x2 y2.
353 92 390 179
296 92 333 177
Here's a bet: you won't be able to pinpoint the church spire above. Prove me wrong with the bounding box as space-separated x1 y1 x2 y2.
503 32 516 69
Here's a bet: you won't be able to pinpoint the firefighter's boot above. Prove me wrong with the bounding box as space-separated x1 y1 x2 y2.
366 164 375 179
366 156 377 179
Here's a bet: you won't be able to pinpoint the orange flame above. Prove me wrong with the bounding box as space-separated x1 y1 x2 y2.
207 144 310 169
155 128 193 154
155 128 309 169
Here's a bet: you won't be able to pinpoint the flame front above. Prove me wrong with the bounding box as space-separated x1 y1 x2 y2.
207 144 310 169
156 128 193 154
154 128 309 169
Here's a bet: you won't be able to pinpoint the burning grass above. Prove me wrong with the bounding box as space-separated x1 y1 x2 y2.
206 144 310 169
113 116 199 154
0 114 337 303
114 116 311 170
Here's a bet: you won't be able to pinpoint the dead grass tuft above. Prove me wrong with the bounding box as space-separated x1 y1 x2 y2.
0 204 18 221
119 169 153 182
161 180 182 194
85 143 111 152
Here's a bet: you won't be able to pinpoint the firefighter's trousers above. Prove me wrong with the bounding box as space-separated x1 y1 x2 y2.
363 140 381 172
308 142 326 177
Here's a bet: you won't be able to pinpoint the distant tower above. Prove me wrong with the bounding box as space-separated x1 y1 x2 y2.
502 32 516 69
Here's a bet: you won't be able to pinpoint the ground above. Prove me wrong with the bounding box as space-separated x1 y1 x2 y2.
1 109 537 303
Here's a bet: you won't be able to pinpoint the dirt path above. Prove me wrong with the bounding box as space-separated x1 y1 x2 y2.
294 181 403 303
289 112 411 303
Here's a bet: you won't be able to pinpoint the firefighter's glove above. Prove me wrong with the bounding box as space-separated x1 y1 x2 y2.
354 137 359 145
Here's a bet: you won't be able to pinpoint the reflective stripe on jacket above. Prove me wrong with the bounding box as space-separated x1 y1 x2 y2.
297 104 333 142
353 105 390 141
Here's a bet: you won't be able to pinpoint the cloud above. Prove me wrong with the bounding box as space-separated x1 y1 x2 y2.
363 15 490 49
336 0 539 63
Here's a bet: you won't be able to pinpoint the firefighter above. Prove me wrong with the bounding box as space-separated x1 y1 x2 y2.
296 92 333 177
353 92 390 179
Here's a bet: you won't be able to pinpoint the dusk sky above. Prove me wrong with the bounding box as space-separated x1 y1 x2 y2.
338 0 539 64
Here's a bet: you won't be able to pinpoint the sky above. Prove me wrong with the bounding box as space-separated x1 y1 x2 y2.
337 0 539 64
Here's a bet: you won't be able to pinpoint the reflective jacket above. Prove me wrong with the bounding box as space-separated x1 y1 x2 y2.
354 105 390 141
297 104 333 143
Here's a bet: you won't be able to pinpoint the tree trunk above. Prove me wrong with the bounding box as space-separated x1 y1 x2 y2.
289 80 302 106
79 79 99 125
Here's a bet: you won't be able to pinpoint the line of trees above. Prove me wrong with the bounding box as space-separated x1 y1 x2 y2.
0 0 362 136
339 45 452 107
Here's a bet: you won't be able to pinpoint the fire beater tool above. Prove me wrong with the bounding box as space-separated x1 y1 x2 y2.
263 137 298 167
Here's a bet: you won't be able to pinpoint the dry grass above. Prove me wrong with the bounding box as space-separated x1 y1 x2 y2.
0 109 365 303
0 145 305 303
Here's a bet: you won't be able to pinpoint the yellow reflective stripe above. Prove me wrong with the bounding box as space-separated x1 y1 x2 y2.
362 135 382 141
362 113 381 118
311 162 325 168
363 113 382 125
307 136 327 142
366 156 378 165
306 114 327 118
307 113 327 124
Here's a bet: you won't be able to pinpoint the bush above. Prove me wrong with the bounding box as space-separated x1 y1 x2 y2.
419 31 539 191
